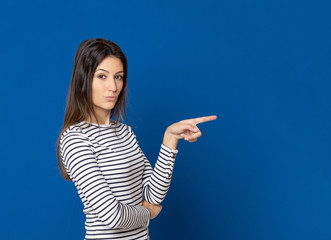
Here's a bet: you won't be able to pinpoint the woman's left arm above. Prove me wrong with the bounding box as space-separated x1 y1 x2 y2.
142 115 217 205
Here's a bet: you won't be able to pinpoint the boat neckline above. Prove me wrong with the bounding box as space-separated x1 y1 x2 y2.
79 120 118 128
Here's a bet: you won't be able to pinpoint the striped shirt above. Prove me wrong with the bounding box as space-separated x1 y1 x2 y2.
59 121 178 240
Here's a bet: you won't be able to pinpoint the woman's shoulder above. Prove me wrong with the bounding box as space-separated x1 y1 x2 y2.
60 121 133 143
108 121 133 132
60 123 88 142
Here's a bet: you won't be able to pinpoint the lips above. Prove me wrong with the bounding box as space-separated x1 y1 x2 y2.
105 96 117 101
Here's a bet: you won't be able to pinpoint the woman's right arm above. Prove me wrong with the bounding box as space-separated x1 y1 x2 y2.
60 130 151 230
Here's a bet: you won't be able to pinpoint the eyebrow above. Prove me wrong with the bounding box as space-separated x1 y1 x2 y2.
95 69 124 74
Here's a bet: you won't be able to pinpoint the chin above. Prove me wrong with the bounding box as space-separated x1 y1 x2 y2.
94 104 116 113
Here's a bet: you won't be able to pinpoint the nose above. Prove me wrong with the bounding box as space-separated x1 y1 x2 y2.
106 77 117 92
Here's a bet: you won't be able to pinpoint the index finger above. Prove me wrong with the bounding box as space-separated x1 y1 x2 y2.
193 115 218 125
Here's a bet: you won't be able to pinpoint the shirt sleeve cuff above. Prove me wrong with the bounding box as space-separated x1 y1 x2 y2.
137 205 151 228
160 144 178 178
161 144 178 158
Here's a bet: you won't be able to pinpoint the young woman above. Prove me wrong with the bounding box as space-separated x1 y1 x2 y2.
57 38 217 240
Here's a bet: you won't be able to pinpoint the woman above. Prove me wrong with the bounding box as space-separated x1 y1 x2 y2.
57 38 217 240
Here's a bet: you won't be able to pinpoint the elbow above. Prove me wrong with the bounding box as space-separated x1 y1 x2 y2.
143 185 165 205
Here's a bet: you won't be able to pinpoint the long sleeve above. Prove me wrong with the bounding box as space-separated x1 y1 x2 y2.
60 129 150 230
128 127 178 205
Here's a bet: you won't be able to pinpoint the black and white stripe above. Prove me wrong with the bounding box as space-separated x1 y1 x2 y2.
60 121 178 240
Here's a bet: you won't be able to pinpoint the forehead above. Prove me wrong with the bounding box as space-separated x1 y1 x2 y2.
96 56 123 72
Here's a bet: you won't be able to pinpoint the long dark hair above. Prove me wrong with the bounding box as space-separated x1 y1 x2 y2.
57 38 129 181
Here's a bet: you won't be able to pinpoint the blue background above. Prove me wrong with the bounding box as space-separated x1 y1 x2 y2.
0 0 330 239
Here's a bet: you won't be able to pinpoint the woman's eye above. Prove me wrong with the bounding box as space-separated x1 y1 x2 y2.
115 75 123 80
97 75 106 79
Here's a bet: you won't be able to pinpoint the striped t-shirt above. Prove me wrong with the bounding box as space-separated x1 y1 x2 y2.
60 121 178 240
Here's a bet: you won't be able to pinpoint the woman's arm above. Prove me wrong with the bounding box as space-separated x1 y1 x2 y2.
141 115 217 205
141 143 178 205
60 129 151 230
124 124 177 205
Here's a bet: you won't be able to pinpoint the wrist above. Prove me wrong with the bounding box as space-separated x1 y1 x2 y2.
142 201 152 218
146 207 152 219
163 130 178 150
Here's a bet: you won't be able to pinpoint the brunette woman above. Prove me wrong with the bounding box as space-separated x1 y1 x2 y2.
57 38 217 240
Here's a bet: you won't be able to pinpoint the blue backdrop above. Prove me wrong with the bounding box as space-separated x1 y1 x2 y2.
0 0 330 239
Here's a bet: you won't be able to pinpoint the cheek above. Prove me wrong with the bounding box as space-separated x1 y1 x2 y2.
92 82 104 94
91 82 104 102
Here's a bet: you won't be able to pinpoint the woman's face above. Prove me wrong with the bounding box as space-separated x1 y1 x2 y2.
91 56 124 116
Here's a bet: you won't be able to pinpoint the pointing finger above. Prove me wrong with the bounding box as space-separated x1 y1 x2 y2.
193 115 217 125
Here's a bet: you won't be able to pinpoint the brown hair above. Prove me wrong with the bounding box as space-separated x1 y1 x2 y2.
56 38 129 181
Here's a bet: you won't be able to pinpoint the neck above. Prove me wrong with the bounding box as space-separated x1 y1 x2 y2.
87 108 111 125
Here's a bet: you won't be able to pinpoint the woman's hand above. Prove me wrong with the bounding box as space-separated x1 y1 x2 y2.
163 115 217 149
142 200 163 220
